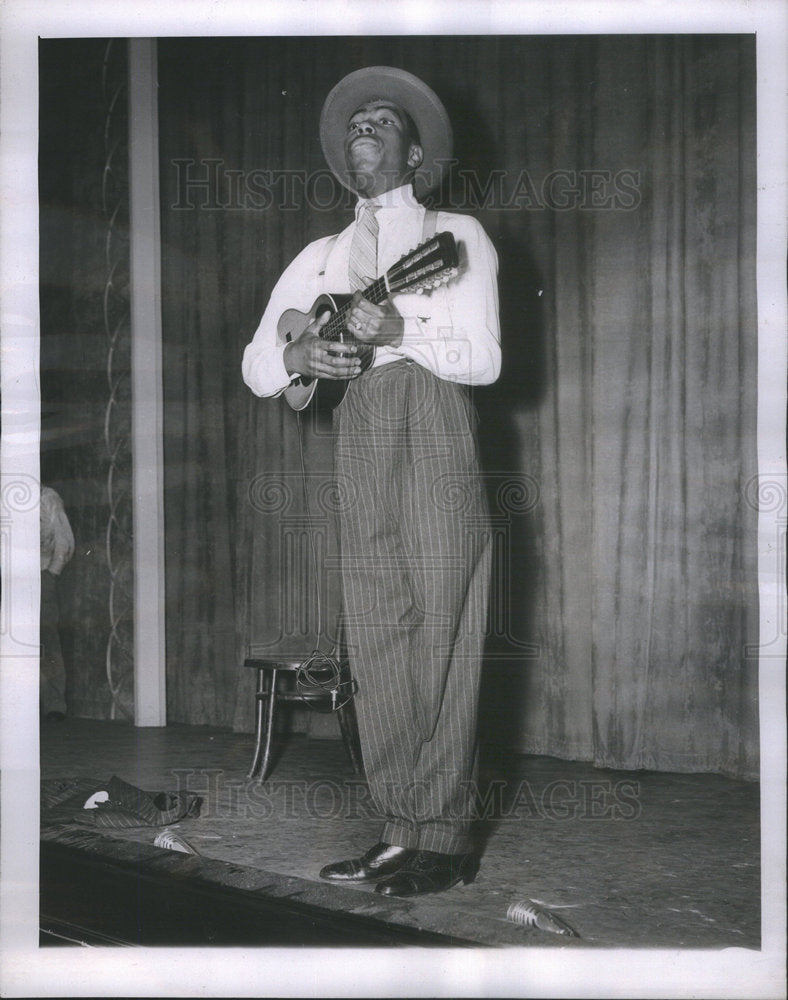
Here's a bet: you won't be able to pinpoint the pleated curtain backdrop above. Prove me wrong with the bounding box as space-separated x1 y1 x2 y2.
157 35 758 778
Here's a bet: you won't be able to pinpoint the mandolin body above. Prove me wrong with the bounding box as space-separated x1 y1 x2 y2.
277 293 376 411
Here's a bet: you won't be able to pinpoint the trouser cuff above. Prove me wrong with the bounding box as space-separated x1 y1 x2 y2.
417 827 473 855
381 821 472 856
380 821 419 849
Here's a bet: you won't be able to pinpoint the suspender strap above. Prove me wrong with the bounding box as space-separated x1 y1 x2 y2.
421 209 438 241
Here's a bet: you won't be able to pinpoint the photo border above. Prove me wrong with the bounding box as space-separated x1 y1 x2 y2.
2 1 785 997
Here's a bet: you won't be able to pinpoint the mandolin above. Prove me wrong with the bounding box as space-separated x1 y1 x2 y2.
279 231 460 411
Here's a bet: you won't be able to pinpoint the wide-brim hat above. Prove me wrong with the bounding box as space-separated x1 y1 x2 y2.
319 66 453 200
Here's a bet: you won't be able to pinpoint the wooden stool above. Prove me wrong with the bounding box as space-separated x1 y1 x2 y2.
243 657 364 783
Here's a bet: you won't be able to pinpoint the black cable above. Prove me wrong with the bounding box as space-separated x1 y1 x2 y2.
294 410 354 712
296 409 324 640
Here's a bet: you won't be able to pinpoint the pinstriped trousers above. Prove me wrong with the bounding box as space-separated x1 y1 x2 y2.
334 359 491 855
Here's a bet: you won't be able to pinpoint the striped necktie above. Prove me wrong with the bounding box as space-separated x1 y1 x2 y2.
348 202 379 292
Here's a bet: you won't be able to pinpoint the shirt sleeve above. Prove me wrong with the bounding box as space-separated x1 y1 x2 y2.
241 238 333 398
392 214 501 386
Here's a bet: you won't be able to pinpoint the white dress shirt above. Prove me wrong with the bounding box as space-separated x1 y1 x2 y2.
242 184 501 398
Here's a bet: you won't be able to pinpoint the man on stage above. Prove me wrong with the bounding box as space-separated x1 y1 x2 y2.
242 66 500 896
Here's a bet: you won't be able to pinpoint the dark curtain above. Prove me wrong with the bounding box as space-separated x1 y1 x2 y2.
39 39 134 720
157 35 758 778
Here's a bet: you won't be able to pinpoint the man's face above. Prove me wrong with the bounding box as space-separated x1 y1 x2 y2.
344 100 423 197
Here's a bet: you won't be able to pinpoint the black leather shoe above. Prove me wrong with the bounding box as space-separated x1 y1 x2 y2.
374 849 479 897
319 843 417 883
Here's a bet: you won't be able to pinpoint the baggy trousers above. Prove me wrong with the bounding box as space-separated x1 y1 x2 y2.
334 360 491 855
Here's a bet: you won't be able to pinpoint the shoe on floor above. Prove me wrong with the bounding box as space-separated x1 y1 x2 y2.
319 842 416 883
375 849 479 897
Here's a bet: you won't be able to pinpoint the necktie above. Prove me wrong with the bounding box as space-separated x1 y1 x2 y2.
348 202 379 292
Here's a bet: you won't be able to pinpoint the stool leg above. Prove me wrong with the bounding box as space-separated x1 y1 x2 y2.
337 698 365 778
247 668 267 779
256 668 279 783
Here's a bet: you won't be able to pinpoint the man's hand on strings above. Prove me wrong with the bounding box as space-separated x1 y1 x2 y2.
347 291 404 346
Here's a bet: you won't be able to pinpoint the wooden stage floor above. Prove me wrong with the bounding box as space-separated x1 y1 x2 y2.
39 718 760 950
